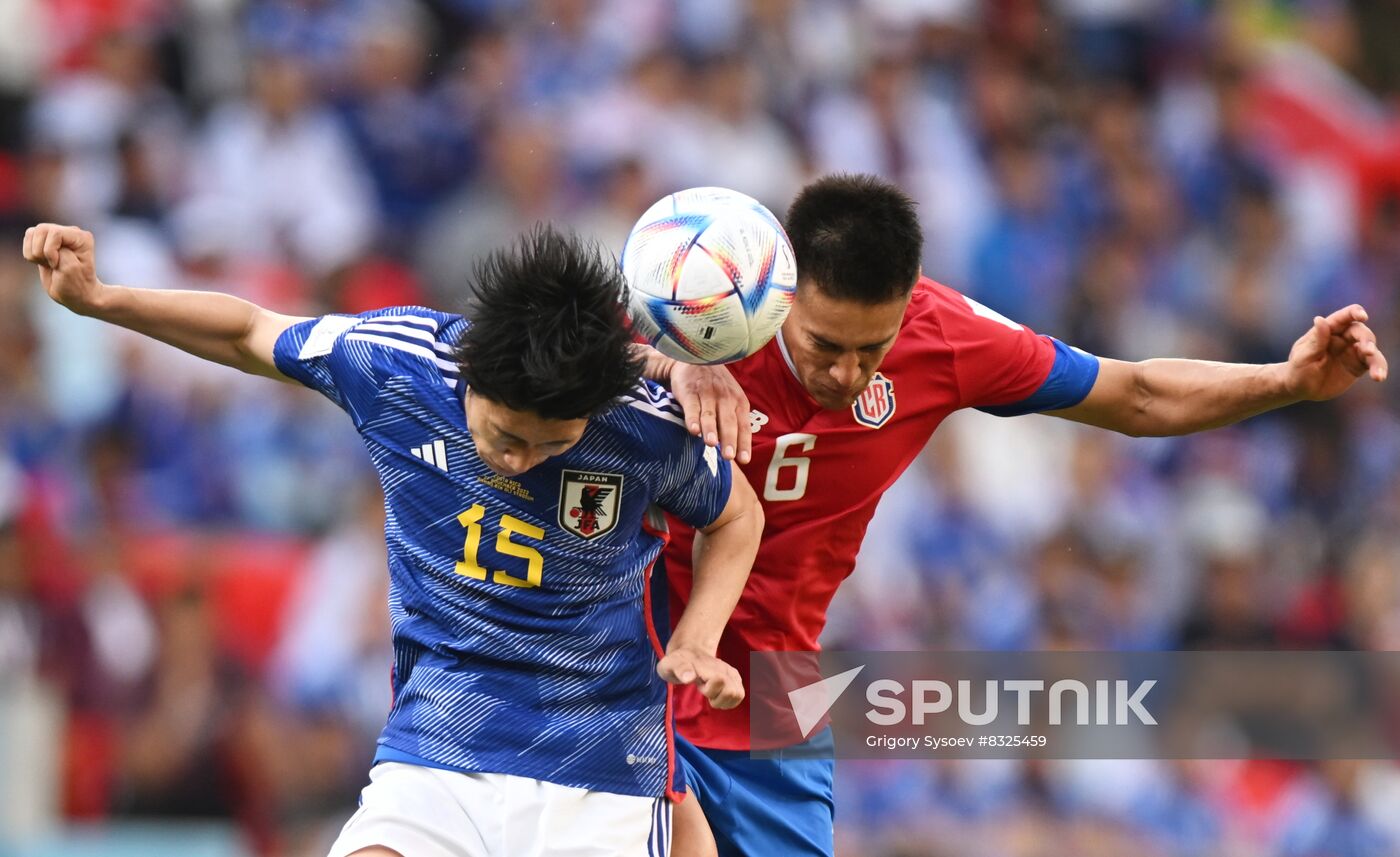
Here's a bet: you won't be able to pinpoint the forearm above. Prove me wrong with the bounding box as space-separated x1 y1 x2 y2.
671 506 762 655
86 284 298 379
1119 358 1297 436
632 343 676 384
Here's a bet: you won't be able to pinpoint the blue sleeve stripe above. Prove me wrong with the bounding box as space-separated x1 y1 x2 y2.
977 339 1100 417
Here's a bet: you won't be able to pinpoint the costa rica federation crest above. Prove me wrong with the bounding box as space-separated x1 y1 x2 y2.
559 470 624 539
852 372 896 428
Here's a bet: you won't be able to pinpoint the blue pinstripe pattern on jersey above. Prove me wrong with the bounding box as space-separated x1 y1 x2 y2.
272 307 732 798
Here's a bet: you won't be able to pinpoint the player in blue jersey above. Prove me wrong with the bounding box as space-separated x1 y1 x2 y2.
23 222 765 857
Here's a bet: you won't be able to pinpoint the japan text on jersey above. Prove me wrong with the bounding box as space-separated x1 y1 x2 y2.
272 307 733 797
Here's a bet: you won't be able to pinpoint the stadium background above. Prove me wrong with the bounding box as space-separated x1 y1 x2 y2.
1 0 1399 854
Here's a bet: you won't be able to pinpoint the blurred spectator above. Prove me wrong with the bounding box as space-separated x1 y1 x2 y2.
115 583 250 818
1277 760 1396 857
969 134 1075 333
417 112 567 300
270 484 389 736
564 51 711 195
336 0 474 245
27 26 185 222
687 53 802 211
806 46 994 285
3 1 1400 853
0 454 38 680
1053 0 1163 90
184 46 376 284
572 157 661 254
510 0 635 109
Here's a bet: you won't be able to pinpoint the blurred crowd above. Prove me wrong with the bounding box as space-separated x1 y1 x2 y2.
1 0 1399 855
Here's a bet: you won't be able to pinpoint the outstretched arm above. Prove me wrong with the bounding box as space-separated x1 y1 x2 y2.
1050 305 1388 437
22 223 307 380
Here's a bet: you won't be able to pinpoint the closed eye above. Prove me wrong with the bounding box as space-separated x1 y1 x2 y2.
811 336 892 354
495 428 529 447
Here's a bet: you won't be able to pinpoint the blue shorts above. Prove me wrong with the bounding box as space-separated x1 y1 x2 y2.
676 729 835 857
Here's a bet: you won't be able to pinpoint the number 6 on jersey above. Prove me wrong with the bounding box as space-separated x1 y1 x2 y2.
763 433 816 502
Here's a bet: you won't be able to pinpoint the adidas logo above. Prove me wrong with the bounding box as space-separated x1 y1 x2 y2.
410 439 449 471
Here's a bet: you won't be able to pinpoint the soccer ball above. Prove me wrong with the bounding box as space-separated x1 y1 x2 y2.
622 187 797 365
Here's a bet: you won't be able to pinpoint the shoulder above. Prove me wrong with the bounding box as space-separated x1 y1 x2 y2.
907 277 979 322
881 277 961 356
608 380 688 435
589 381 703 460
291 306 464 381
903 277 1031 343
562 382 706 487
355 305 464 333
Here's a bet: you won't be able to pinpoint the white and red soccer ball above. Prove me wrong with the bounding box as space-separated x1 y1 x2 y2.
622 187 797 365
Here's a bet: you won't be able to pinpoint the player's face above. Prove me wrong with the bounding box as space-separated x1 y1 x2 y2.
465 392 589 477
782 283 910 409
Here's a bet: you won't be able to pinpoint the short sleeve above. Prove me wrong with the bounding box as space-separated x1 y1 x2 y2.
977 339 1100 417
655 434 733 530
937 291 1099 415
625 382 734 530
273 306 461 425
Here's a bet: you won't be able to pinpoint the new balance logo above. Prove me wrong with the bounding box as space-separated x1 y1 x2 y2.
410 439 449 471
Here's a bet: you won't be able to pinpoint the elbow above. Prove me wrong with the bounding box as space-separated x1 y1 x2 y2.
730 483 764 541
1117 415 1190 440
1119 361 1214 438
727 478 766 551
747 497 765 538
740 477 764 529
698 473 764 540
1116 362 1164 438
231 307 265 363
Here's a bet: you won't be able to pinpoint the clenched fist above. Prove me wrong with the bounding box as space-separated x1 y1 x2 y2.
656 645 745 710
22 224 104 314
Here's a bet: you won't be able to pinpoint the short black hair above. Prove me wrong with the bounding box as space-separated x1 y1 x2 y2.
785 173 923 304
454 225 643 420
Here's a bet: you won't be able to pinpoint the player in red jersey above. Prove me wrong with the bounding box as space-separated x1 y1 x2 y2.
642 173 1389 857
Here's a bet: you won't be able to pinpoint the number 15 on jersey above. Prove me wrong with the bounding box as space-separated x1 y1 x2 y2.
456 504 545 588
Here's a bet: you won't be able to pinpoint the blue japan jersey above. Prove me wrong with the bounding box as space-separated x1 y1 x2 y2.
272 307 732 798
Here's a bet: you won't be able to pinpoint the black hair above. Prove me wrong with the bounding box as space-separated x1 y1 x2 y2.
454 225 643 420
785 173 923 304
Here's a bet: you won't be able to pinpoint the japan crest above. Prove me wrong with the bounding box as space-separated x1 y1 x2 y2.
559 470 624 539
852 372 896 429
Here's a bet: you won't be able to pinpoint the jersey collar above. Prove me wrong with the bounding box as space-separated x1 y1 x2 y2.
774 326 825 410
775 326 802 383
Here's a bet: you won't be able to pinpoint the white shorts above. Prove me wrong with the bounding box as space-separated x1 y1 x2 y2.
327 762 671 857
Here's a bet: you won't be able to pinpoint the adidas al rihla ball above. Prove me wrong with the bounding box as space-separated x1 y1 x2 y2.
622 187 797 365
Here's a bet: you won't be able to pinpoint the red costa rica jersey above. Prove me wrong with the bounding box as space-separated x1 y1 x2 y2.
662 278 1100 750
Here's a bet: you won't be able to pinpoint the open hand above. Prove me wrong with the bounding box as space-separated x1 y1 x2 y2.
670 362 752 464
1286 304 1388 401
